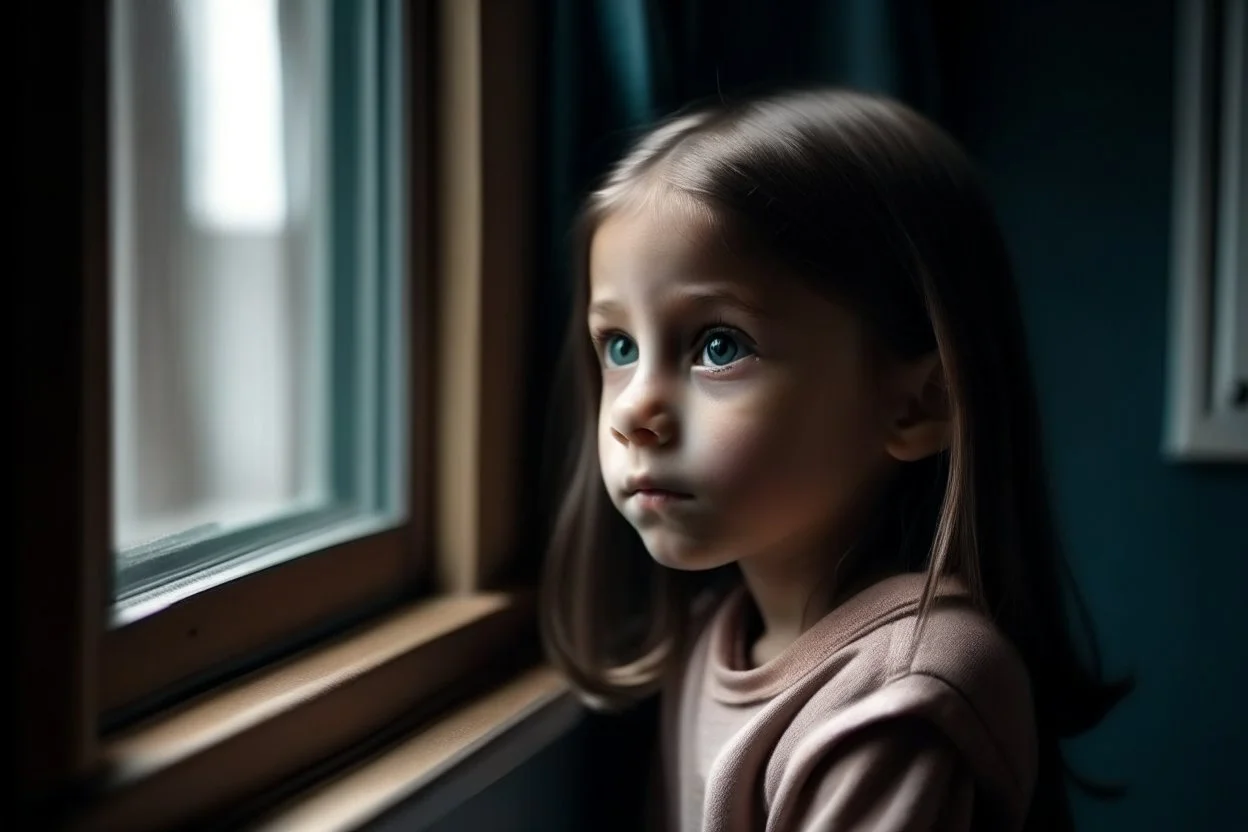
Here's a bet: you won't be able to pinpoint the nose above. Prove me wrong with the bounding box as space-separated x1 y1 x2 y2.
609 369 678 448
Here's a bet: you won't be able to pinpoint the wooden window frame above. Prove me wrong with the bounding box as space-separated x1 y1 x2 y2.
99 0 436 721
15 0 542 828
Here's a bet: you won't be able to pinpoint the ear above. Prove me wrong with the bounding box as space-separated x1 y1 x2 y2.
883 351 951 463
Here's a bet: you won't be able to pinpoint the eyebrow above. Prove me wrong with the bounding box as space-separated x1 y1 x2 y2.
588 287 775 321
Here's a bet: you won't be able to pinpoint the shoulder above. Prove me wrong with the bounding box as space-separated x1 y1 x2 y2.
781 575 1035 728
783 593 1036 757
890 599 1037 795
898 598 1035 729
766 586 1037 827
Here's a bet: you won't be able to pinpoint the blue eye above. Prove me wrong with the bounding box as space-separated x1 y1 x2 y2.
699 331 753 367
604 334 638 367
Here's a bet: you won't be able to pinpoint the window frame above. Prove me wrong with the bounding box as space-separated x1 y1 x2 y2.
15 0 540 827
1165 0 1248 461
97 0 436 721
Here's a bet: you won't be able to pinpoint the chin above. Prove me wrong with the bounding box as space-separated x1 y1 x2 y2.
640 533 732 572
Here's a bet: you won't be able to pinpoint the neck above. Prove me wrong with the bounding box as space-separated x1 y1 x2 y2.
737 518 899 666
739 562 824 640
737 479 904 666
736 542 852 666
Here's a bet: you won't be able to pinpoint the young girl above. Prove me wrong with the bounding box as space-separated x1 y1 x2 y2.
541 88 1128 831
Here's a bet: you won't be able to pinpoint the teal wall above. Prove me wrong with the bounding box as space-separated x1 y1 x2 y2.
958 0 1248 827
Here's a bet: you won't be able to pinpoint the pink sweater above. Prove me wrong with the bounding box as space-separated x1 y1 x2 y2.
661 573 1037 831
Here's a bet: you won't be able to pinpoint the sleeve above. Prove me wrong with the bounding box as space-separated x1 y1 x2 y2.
787 719 975 832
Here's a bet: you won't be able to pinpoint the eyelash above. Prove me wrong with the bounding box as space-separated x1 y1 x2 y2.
588 329 622 357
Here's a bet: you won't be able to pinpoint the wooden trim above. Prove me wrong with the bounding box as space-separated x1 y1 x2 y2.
406 0 436 599
254 666 577 832
434 0 535 593
101 528 416 717
75 594 531 832
80 0 111 754
15 0 107 809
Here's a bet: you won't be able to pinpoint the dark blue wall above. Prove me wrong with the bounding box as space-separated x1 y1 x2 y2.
956 0 1248 827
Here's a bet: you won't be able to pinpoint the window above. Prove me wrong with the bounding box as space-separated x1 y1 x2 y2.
17 0 541 827
110 0 408 623
99 0 426 720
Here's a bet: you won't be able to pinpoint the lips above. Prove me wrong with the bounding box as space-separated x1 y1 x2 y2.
624 475 694 507
625 475 692 497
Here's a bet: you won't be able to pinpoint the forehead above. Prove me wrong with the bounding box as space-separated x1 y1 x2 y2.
588 200 773 310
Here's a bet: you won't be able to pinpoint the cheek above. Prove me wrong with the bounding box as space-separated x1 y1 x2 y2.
691 404 783 485
691 377 882 498
596 406 615 469
688 394 813 495
596 389 630 496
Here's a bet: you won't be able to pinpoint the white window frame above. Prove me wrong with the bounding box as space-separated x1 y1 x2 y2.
1165 0 1248 461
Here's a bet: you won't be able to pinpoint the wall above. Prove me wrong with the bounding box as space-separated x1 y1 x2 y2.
957 0 1248 827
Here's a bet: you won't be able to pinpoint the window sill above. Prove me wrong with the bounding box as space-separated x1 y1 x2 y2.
72 592 537 832
256 664 582 831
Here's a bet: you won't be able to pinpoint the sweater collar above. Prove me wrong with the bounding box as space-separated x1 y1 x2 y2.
706 572 970 704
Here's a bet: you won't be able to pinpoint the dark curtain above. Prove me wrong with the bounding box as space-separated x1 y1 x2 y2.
539 0 956 307
520 3 978 827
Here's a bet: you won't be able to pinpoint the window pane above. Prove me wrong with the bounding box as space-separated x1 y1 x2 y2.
109 0 407 619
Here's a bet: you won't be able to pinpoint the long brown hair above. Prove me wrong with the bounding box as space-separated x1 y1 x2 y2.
541 88 1130 823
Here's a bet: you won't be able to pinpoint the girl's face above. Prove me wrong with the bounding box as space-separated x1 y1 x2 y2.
589 201 905 573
